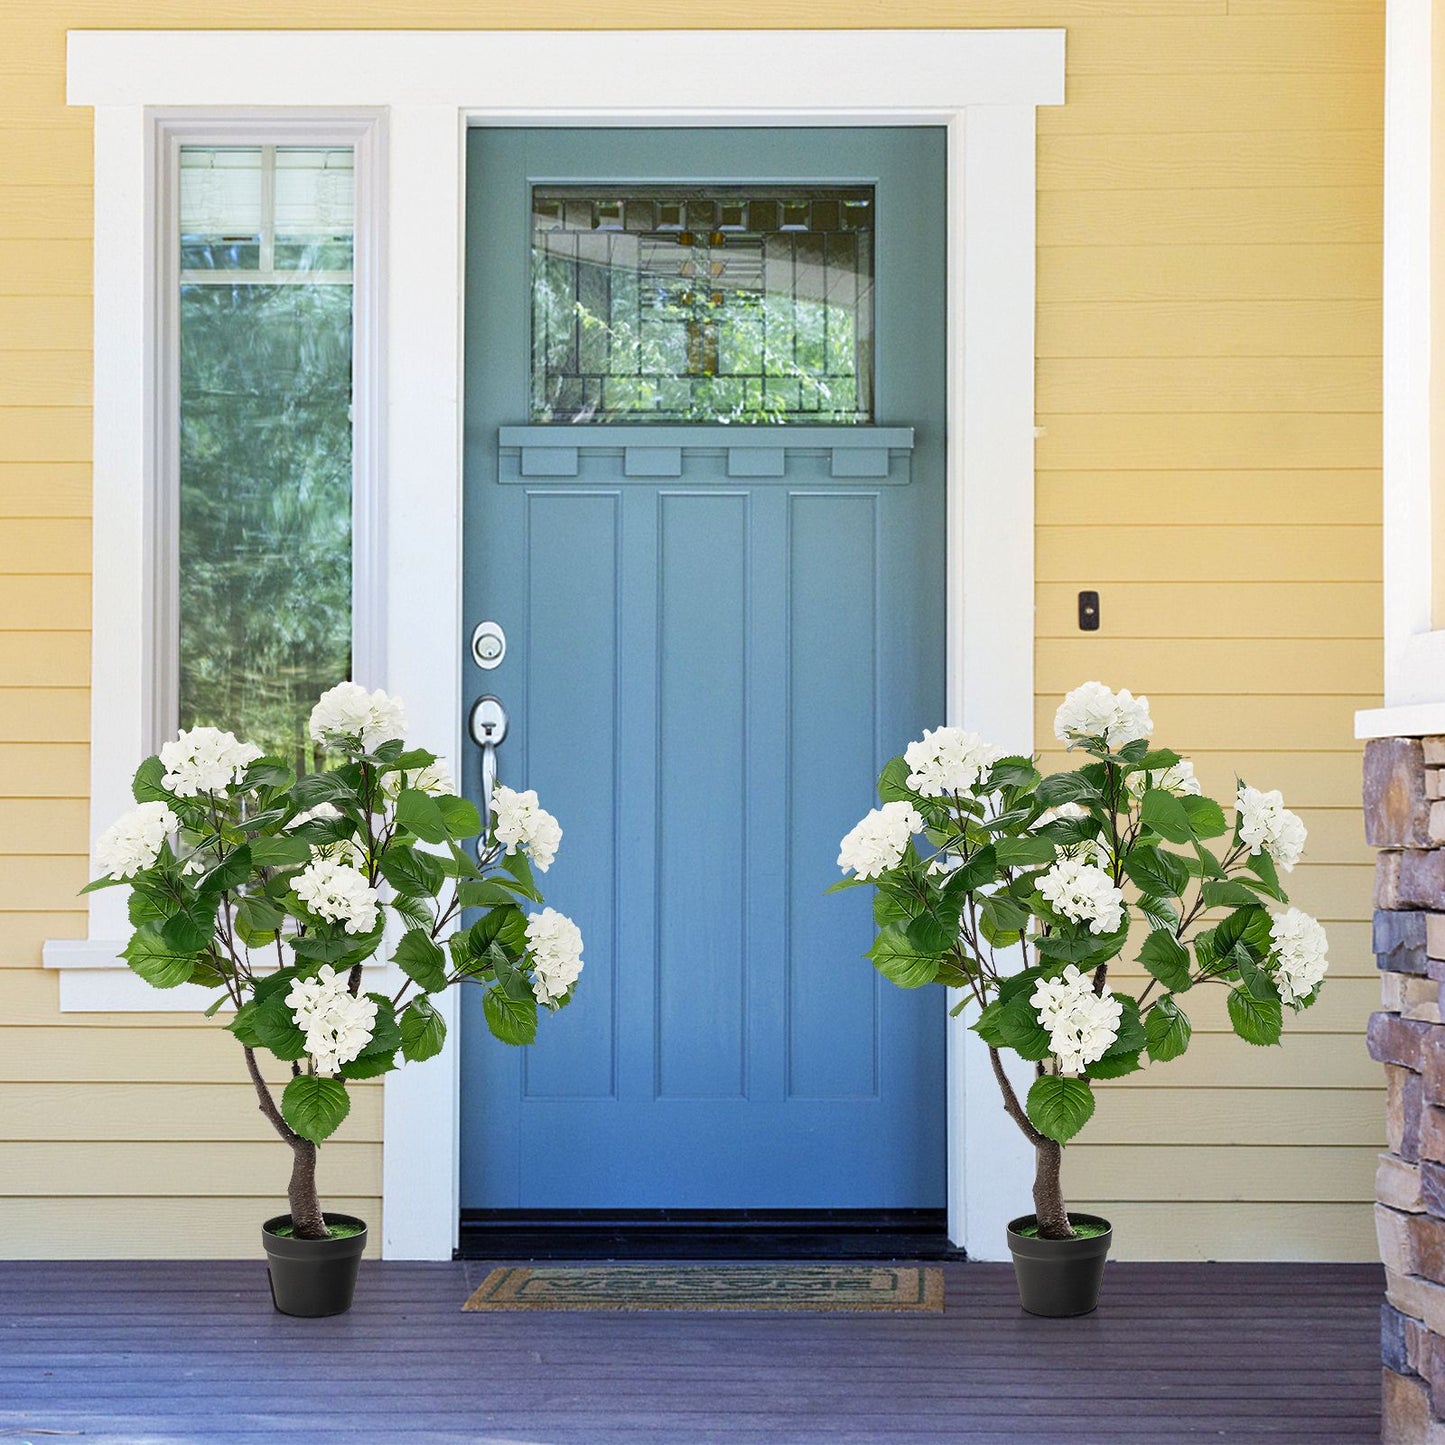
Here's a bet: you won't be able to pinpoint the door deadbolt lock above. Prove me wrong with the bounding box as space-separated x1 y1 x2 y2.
471 620 506 670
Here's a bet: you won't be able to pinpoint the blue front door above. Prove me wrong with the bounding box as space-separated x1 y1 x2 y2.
460 127 947 1209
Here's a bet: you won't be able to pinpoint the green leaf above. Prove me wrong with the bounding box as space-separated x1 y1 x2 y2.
872 885 915 927
339 998 402 1080
132 756 170 804
1138 929 1192 992
248 836 313 869
1035 771 1103 810
396 787 449 844
939 845 999 897
1140 787 1193 844
242 757 296 793
1180 794 1228 839
234 894 284 948
457 879 523 910
1237 948 1282 1004
378 843 445 898
121 924 198 989
989 757 1042 793
1086 1049 1142 1080
436 793 483 841
825 875 870 894
980 892 1031 937
400 996 447 1062
1244 846 1287 901
867 921 941 989
281 1075 351 1143
395 927 449 992
876 756 914 803
252 967 299 1003
972 992 1051 1061
1202 879 1265 909
227 998 264 1047
998 965 1048 1003
1137 748 1181 771
1122 845 1189 900
498 848 542 903
1107 995 1147 1058
1136 895 1179 934
251 991 308 1061
1227 987 1283 1047
1116 738 1151 766
1033 923 1129 967
196 845 252 898
288 923 384 967
160 900 219 956
80 872 127 893
1025 1075 1096 1144
993 836 1058 868
484 985 538 1045
338 1049 397 1080
1145 996 1192 1062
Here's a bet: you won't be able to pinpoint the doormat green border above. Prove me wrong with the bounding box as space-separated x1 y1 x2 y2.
463 1264 944 1313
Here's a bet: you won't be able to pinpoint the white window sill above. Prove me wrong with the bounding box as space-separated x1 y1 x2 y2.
43 939 385 1012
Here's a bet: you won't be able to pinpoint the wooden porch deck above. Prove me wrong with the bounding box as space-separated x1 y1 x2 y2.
0 1260 1381 1443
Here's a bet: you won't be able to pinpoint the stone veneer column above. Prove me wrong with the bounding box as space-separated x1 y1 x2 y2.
1366 736 1445 1442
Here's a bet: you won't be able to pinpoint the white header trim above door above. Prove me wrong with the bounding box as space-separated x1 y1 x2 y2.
66 27 1063 1263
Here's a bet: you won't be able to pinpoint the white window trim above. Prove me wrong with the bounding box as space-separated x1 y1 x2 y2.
1358 0 1442 740
61 27 1064 1263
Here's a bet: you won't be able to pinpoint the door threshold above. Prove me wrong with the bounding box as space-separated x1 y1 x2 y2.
456 1209 963 1261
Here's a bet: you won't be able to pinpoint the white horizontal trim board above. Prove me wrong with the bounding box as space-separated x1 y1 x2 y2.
64 27 1064 1263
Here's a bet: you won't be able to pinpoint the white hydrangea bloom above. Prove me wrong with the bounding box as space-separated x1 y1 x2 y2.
1053 681 1154 750
1236 784 1307 872
159 726 262 797
293 856 380 935
1030 964 1124 1074
903 727 1003 797
94 801 179 879
491 784 563 872
285 965 379 1074
382 758 455 801
1126 757 1202 800
1269 907 1330 1005
837 800 924 880
308 681 408 750
307 837 367 870
526 906 585 1007
1038 854 1125 935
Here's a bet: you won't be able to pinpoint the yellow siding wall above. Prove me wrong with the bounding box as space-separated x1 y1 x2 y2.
0 0 1383 1259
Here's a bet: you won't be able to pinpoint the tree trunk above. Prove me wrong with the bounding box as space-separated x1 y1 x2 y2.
287 1138 328 1239
244 1047 330 1240
1032 1137 1074 1240
988 1046 1075 1240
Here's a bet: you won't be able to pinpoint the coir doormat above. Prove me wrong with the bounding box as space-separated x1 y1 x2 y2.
463 1264 944 1313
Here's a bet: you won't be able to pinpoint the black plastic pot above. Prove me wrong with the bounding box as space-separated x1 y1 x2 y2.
262 1213 367 1317
1006 1213 1112 1317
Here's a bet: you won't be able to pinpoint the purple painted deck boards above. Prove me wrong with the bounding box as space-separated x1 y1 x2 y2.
0 1260 1381 1443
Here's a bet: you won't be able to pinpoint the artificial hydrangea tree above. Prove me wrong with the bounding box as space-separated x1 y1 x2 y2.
88 682 584 1239
833 682 1329 1241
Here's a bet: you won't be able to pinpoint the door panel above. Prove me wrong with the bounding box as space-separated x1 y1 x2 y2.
461 127 947 1209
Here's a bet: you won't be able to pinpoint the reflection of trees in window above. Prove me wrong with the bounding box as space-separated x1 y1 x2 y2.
530 188 874 424
178 278 352 772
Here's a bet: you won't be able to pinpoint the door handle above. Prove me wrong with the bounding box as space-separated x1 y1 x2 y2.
468 694 509 856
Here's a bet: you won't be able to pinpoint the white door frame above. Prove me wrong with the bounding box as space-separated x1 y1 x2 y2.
65 27 1064 1261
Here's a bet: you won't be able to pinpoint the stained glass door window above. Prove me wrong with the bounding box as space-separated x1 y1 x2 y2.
530 187 874 424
